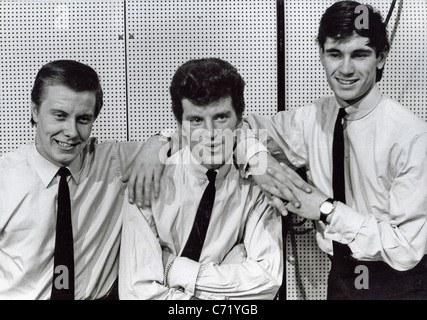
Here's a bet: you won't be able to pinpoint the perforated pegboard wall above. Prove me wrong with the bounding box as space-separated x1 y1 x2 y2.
125 0 277 141
0 0 127 155
284 0 427 300
285 215 330 300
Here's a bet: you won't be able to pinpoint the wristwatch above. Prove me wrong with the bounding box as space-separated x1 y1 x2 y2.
319 198 335 224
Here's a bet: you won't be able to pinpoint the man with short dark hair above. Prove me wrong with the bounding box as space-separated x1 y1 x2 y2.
0 59 145 299
119 58 282 300
246 1 427 299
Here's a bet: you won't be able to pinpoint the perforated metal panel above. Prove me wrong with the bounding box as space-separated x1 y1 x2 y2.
379 0 427 120
284 0 427 300
125 0 277 141
0 0 127 156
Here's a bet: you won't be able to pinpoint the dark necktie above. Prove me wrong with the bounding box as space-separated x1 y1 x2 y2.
332 108 352 260
51 167 75 300
181 169 217 262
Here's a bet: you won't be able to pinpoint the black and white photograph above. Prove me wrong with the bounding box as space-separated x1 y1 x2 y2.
0 0 426 309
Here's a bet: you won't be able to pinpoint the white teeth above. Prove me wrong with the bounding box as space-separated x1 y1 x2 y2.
57 141 72 148
337 79 357 85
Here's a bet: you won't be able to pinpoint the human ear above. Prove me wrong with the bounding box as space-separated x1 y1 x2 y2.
376 50 388 70
31 102 40 124
319 47 326 67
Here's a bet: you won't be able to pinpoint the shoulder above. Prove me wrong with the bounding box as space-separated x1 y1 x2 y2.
87 138 118 153
381 97 426 125
156 152 183 191
377 97 427 139
231 168 266 203
0 144 36 199
0 143 32 174
82 138 143 159
311 95 337 120
281 97 332 122
311 95 334 110
375 97 427 167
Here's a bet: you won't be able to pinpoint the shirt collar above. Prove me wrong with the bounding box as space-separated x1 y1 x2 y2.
30 142 81 187
337 84 382 121
178 146 232 181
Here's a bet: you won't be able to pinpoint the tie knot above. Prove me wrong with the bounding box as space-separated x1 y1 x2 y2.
337 108 347 120
58 167 71 178
206 169 217 183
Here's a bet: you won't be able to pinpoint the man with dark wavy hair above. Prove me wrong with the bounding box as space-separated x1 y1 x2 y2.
119 58 282 300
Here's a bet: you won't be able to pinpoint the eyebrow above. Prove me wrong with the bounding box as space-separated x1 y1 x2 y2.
352 49 374 55
50 108 68 115
50 109 95 118
185 110 233 119
214 111 233 117
325 48 373 54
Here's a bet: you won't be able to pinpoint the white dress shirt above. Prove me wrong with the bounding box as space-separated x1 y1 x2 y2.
0 138 143 299
119 147 283 300
245 85 427 271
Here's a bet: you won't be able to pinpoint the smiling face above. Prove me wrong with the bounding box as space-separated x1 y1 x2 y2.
320 33 387 107
181 96 238 170
31 85 96 167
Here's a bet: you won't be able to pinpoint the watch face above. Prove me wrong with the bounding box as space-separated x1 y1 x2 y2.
320 201 334 214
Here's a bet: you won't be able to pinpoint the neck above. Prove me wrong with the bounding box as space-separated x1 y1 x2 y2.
202 163 223 171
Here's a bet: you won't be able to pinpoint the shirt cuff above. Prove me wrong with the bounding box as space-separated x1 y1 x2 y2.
236 139 269 178
324 201 365 244
168 256 201 296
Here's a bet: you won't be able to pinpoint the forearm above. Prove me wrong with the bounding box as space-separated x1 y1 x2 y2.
193 259 282 300
326 203 427 271
167 197 283 300
126 130 186 208
244 112 308 168
166 253 280 300
120 275 193 300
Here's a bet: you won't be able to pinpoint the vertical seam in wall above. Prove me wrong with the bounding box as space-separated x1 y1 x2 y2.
124 0 130 141
277 0 285 112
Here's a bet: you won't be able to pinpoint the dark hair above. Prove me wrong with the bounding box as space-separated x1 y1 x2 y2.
31 60 103 126
317 1 389 81
170 58 246 123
